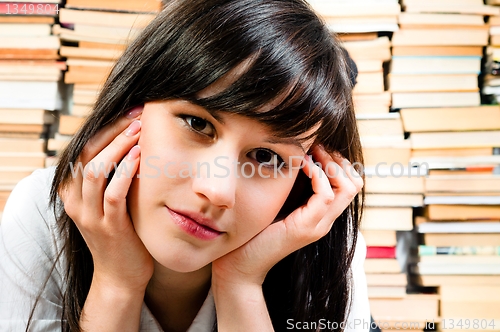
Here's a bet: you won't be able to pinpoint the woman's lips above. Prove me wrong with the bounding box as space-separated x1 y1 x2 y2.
167 207 222 240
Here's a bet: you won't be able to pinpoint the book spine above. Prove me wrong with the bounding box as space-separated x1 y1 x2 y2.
419 245 500 256
0 3 59 16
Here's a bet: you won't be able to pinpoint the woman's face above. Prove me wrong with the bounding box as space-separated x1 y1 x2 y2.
127 100 313 272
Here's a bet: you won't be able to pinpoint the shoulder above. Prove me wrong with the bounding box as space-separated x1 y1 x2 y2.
1 166 59 241
0 166 65 326
3 166 55 216
3 166 55 208
0 166 64 274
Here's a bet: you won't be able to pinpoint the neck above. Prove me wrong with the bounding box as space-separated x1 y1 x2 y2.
145 261 212 332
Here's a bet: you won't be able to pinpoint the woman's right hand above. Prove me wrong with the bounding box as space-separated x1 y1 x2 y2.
59 106 154 294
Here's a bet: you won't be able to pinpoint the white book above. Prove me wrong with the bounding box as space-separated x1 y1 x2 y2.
392 92 481 109
391 56 482 75
424 196 500 205
410 155 500 170
328 23 399 33
0 36 59 49
307 0 401 17
0 81 62 110
0 81 59 98
418 222 500 234
413 263 500 275
0 98 62 110
0 24 51 37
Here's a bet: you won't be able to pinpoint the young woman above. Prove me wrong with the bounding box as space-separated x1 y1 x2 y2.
0 0 369 331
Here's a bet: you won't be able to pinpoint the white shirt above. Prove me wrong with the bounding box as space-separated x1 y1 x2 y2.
0 167 370 331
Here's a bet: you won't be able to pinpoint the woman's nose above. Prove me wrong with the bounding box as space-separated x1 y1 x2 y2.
191 156 236 209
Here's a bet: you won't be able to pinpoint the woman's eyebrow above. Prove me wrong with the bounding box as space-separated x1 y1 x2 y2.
264 137 306 153
185 101 226 125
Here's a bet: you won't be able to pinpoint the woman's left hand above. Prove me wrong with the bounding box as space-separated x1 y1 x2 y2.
212 144 363 287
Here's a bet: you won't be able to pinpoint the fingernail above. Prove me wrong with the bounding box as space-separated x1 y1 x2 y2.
127 145 141 160
126 105 144 119
125 120 141 136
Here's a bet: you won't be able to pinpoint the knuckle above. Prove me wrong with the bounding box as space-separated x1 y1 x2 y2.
83 165 101 183
104 191 122 206
113 128 131 143
322 193 335 206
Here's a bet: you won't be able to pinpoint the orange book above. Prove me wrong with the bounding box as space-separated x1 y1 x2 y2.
426 205 500 220
0 49 59 60
424 233 500 246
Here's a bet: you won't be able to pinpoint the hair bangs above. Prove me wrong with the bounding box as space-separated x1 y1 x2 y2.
189 40 352 145
95 0 353 147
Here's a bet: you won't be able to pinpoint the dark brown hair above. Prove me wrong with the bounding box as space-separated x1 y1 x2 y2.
33 0 363 331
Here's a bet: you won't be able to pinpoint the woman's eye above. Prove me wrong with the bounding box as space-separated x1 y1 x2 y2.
249 149 284 167
184 116 215 136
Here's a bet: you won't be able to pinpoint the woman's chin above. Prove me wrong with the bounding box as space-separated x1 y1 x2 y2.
150 247 214 274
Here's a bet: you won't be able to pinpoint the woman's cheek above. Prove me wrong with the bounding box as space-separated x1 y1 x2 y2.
252 177 296 221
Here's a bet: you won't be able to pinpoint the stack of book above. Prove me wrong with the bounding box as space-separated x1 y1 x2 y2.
308 0 399 34
0 0 63 218
488 0 500 47
343 35 392 115
413 196 500 324
307 0 397 115
484 4 500 103
390 0 496 109
401 103 500 328
362 165 425 284
402 106 500 161
308 2 441 323
48 1 160 157
359 114 427 325
308 0 397 110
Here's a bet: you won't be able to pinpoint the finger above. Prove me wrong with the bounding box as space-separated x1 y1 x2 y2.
81 120 141 217
227 157 343 275
80 105 144 165
285 155 334 230
63 105 144 205
249 157 337 267
103 145 141 228
311 146 363 192
310 146 362 227
329 151 364 192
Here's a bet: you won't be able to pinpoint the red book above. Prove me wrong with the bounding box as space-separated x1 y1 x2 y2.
0 3 59 16
366 246 396 259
